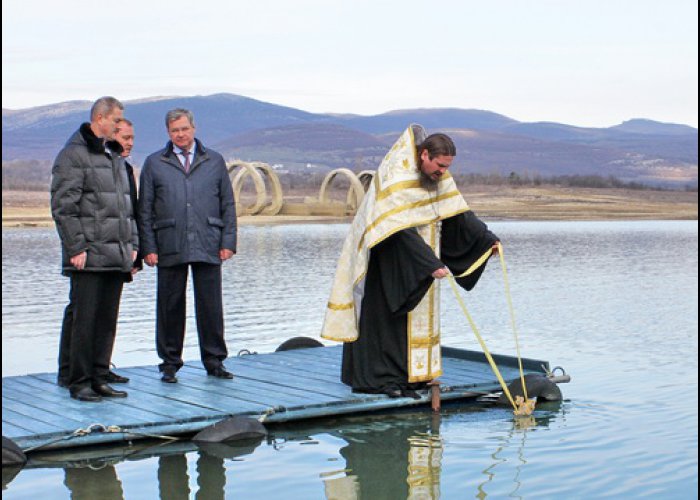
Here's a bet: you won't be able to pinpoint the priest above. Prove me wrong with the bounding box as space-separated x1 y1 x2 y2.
321 125 499 398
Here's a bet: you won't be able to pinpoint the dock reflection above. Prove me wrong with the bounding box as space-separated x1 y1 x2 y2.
11 403 564 499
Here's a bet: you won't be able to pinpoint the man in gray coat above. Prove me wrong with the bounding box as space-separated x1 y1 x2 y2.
51 96 139 402
139 108 237 383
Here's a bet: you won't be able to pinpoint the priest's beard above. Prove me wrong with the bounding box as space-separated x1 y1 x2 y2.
419 168 440 192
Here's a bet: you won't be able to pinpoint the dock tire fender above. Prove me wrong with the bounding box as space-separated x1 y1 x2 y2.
275 336 324 352
497 373 563 405
193 416 267 444
2 436 27 467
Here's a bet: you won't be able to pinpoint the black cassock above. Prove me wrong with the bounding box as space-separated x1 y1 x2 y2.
341 211 498 395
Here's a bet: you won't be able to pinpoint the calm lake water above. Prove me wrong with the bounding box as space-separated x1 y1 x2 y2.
2 220 698 499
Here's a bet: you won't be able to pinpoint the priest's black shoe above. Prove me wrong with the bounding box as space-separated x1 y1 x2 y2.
161 372 178 383
106 371 129 384
70 387 102 402
380 384 403 398
208 367 234 379
57 377 69 388
92 383 128 398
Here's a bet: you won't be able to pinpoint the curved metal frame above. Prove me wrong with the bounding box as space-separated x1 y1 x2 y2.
319 168 365 213
228 162 266 215
357 170 376 192
250 162 284 216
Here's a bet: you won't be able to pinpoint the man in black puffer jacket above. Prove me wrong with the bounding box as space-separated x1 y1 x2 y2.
51 96 139 402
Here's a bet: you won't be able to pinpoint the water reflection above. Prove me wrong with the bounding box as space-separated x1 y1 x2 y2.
63 464 124 499
322 413 443 499
158 454 189 500
476 402 564 499
3 221 697 498
10 403 568 499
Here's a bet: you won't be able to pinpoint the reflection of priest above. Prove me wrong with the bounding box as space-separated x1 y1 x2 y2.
321 125 498 397
323 415 443 499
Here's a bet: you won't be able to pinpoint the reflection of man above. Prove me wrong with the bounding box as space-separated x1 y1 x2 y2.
139 108 237 383
64 465 124 498
322 125 498 398
51 96 137 401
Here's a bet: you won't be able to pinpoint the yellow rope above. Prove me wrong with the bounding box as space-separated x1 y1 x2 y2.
497 242 529 403
446 243 535 416
454 247 493 278
446 274 517 411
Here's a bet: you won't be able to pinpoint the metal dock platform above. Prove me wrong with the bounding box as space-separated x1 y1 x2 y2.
2 345 552 452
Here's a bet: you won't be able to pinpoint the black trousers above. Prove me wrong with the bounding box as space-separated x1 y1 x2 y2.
60 272 124 391
156 263 228 374
58 278 121 383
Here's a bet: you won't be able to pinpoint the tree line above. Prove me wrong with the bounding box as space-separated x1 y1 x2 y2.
2 160 696 193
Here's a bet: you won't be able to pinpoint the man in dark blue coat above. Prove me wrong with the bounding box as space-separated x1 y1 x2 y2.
139 108 237 383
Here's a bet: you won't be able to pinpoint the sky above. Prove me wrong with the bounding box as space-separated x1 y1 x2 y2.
2 0 698 128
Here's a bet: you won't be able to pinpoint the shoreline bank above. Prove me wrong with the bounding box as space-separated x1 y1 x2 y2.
3 187 697 227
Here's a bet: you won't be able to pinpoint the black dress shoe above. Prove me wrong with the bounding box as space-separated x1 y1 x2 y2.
208 367 234 379
106 371 129 384
92 383 128 398
161 373 178 383
70 387 102 402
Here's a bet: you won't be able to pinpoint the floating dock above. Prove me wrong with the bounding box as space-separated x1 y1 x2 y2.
2 345 553 452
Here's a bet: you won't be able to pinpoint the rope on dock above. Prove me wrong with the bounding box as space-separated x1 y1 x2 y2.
22 423 180 453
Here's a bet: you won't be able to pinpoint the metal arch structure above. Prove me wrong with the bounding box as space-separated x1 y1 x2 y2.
356 170 376 192
319 168 366 213
345 170 376 210
249 162 284 216
227 161 267 215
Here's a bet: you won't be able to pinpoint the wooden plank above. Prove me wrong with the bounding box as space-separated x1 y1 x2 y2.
19 375 221 424
126 366 288 411
0 407 65 434
233 355 370 397
1 420 36 437
212 361 350 400
441 358 510 382
268 345 517 390
173 365 334 408
442 346 549 372
110 369 265 415
3 380 178 431
235 354 347 386
1 345 555 452
175 363 346 407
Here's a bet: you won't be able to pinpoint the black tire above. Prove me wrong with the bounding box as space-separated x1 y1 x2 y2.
2 436 26 467
497 373 563 405
275 336 324 352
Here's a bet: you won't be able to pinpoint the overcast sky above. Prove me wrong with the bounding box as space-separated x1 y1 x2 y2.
2 0 697 128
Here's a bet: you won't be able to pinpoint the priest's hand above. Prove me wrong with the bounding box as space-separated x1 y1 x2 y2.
491 241 501 256
432 267 450 279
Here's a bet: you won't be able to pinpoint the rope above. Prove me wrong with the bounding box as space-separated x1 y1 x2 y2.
446 275 517 411
446 243 535 416
496 242 530 404
22 423 179 453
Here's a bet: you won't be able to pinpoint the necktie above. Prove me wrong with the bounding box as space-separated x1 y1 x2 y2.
182 150 191 172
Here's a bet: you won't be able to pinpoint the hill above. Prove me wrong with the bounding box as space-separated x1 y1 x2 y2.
2 93 697 188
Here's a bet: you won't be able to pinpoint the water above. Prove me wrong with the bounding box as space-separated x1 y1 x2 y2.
2 220 698 498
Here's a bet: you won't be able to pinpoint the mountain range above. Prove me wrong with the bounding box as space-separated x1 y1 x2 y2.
2 93 697 188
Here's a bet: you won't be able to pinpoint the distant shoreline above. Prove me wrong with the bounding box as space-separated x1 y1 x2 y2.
2 186 697 228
